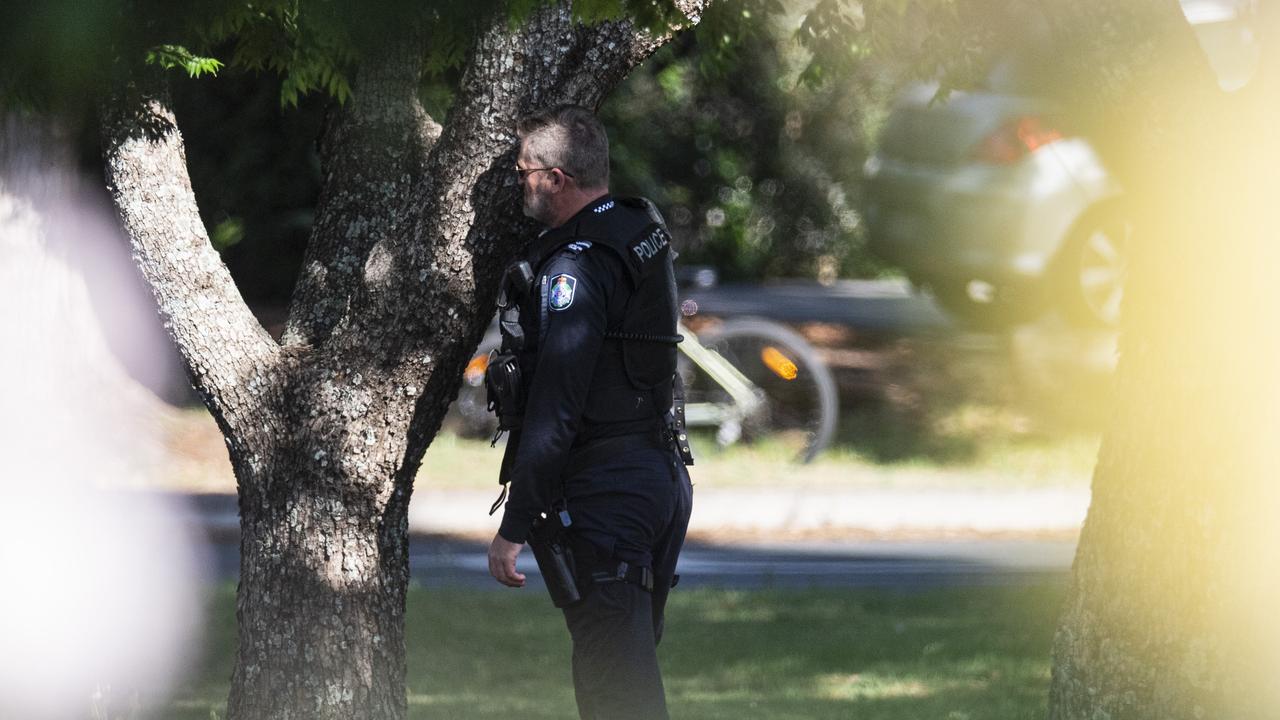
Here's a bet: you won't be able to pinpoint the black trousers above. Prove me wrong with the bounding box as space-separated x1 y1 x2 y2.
558 446 693 720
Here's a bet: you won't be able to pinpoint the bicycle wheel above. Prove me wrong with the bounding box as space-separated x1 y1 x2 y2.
682 317 838 463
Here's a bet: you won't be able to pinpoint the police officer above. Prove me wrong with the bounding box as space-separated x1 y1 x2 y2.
486 104 694 720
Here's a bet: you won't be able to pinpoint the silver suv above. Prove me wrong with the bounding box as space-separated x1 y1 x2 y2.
862 0 1255 329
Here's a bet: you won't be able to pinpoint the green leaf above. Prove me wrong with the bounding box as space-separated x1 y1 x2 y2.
211 217 245 251
145 45 224 78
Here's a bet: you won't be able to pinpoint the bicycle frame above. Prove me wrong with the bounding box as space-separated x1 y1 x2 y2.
677 320 763 427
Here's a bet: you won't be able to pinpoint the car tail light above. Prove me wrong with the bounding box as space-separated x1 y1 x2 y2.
972 116 1064 164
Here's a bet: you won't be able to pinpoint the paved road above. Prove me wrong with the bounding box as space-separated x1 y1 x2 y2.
683 279 951 333
407 536 1074 591
195 532 1073 591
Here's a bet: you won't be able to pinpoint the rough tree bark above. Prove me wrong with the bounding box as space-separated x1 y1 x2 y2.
99 2 710 718
1044 2 1280 718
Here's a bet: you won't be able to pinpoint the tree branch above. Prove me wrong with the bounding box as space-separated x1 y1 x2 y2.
101 69 280 441
559 0 714 108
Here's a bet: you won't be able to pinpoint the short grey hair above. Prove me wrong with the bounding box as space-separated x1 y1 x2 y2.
516 105 610 189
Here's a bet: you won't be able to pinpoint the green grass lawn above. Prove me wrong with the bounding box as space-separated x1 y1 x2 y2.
167 582 1065 719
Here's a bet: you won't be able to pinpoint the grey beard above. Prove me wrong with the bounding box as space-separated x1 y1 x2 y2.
523 195 552 225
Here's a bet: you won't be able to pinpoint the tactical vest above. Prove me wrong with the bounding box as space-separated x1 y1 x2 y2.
512 196 681 431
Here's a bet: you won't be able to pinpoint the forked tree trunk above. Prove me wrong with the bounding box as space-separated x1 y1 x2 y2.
99 3 710 717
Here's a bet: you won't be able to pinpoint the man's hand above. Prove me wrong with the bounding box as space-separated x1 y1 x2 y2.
488 533 527 588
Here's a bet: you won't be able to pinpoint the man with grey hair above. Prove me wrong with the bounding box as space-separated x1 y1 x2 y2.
485 104 694 719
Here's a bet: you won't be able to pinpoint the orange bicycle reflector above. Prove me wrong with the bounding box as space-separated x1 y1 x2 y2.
464 354 490 384
761 346 798 381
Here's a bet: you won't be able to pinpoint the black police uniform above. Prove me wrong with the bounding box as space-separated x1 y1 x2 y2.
494 194 693 720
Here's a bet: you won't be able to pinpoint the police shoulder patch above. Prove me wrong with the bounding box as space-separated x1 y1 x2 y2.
548 274 577 311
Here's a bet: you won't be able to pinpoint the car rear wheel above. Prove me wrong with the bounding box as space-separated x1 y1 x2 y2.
1057 206 1129 328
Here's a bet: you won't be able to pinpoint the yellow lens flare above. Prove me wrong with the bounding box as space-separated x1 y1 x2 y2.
464 354 489 384
761 346 798 381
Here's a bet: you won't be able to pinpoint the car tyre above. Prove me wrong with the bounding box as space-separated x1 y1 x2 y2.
1055 204 1129 328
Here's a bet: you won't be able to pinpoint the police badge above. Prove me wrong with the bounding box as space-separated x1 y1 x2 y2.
549 274 577 311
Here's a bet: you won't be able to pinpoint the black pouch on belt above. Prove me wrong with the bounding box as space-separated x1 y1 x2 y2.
529 510 582 608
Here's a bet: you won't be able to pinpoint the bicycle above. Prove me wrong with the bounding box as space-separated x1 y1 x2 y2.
451 313 838 463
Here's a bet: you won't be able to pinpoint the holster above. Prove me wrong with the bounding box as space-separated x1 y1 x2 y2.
528 512 582 608
671 373 694 466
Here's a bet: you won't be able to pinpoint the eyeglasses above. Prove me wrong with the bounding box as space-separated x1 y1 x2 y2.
516 166 575 180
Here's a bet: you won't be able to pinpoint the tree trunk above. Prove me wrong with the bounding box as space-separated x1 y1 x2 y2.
1046 3 1280 718
100 3 711 717
227 436 413 719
